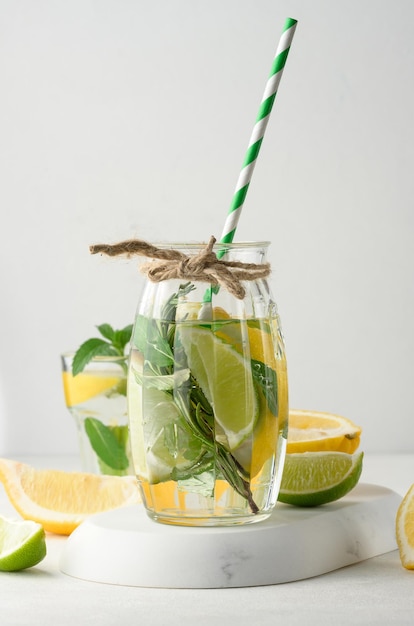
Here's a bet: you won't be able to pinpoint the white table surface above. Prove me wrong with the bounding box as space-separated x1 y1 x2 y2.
1 453 414 626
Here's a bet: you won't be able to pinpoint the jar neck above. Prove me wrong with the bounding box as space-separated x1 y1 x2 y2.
154 241 270 264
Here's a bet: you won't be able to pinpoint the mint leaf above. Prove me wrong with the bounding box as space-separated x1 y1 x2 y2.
176 471 215 497
251 359 278 415
133 315 148 352
134 316 174 368
84 417 129 470
97 323 115 342
112 325 133 352
72 323 133 375
72 338 118 376
136 369 190 391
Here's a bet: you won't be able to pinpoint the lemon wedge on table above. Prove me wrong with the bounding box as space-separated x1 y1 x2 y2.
396 484 414 569
0 458 141 536
287 409 362 454
0 515 46 572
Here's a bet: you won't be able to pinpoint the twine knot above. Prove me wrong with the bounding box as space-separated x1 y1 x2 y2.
90 236 270 299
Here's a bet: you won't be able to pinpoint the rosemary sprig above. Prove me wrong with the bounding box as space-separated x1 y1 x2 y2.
174 378 257 512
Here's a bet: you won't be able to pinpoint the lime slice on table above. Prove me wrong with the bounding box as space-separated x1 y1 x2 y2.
278 451 364 507
0 515 46 571
178 327 259 450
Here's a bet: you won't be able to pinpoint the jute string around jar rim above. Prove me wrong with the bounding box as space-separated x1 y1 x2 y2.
90 236 271 300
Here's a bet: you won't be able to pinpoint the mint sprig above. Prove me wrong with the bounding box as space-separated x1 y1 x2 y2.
72 323 133 376
84 418 130 473
70 322 133 476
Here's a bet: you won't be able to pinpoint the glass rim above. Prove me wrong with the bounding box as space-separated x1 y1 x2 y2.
153 240 270 250
61 351 127 362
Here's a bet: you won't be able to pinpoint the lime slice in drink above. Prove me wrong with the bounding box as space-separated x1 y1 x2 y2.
0 515 46 571
178 326 259 450
278 451 364 507
143 388 202 484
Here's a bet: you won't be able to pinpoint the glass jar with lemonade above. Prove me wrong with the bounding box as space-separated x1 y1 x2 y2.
127 241 288 526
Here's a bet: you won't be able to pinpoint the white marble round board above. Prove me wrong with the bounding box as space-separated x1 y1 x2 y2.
59 483 401 588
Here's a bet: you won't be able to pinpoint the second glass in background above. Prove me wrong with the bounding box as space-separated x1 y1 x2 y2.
61 353 133 476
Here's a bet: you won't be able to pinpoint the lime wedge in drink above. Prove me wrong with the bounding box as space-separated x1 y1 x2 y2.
178 326 259 450
278 451 364 507
143 388 203 484
0 515 46 571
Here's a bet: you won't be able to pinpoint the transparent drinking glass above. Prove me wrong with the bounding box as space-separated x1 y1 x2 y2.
61 353 133 476
127 241 288 526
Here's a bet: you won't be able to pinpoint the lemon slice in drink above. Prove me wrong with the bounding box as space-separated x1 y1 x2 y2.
278 451 364 507
62 371 121 407
178 326 258 450
0 515 46 571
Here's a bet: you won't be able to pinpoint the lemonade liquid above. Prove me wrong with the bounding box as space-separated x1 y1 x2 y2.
128 312 288 526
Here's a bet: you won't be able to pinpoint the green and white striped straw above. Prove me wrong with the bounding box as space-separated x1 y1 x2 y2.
220 17 297 246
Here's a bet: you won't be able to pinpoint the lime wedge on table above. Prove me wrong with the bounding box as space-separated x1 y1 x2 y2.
278 451 364 507
178 327 259 450
0 515 46 571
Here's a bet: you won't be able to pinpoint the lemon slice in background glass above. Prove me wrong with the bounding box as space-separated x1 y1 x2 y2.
0 515 46 571
62 371 121 407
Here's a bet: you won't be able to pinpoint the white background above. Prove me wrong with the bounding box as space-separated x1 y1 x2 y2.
0 0 413 456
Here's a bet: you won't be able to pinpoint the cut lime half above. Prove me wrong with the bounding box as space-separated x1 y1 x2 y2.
0 515 46 571
278 451 364 507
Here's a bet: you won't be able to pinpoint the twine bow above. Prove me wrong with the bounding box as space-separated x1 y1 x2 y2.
90 236 270 299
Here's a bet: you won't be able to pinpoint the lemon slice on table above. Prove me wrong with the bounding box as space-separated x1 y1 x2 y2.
0 515 46 572
287 409 362 454
278 451 364 507
0 458 141 535
396 484 414 569
178 327 259 450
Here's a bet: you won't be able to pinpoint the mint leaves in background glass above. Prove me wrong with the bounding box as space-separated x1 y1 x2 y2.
72 323 133 376
71 323 133 475
84 418 130 476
